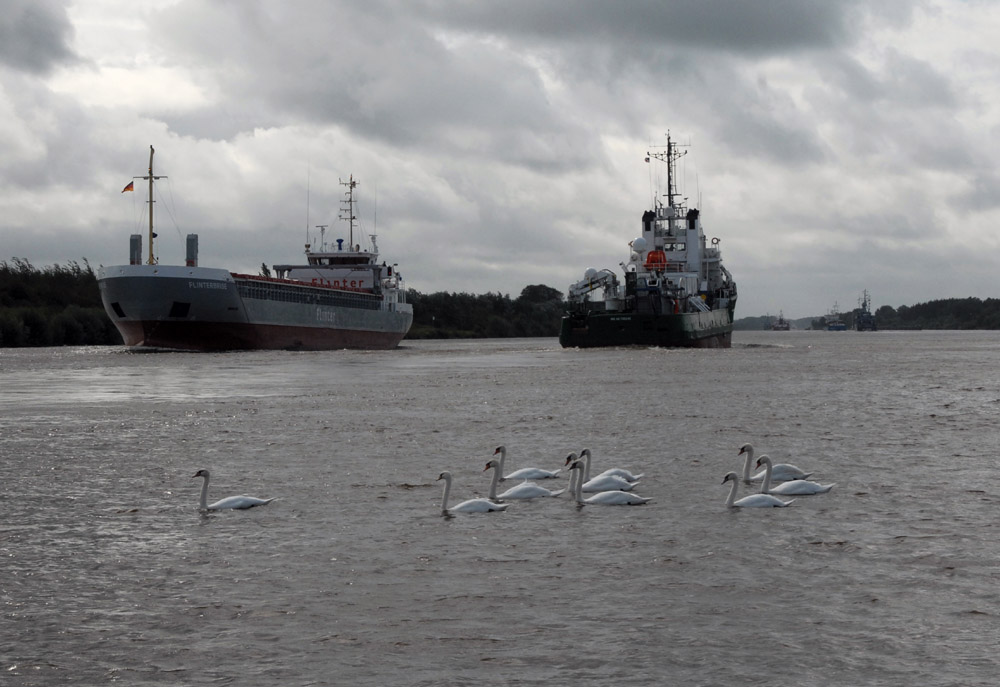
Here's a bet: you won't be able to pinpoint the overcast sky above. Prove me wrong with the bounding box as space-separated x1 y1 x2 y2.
2 0 999 318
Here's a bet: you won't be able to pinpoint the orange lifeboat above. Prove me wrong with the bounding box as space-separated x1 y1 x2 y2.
644 250 667 271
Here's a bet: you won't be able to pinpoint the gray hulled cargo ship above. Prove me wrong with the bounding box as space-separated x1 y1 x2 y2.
559 135 737 348
98 147 412 351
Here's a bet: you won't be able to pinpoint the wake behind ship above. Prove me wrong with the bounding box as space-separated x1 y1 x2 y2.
559 135 736 348
98 147 413 351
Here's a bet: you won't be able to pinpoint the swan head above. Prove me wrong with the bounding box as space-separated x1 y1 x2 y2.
564 452 579 466
493 446 505 456
484 460 499 472
755 455 772 469
567 460 583 472
437 471 452 482
738 443 753 456
722 471 739 484
579 448 591 458
192 469 209 479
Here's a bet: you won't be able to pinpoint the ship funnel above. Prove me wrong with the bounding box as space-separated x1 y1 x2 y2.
129 234 142 265
337 238 344 251
186 234 199 267
686 208 700 230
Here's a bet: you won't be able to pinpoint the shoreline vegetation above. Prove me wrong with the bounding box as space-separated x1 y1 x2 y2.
2 259 998 347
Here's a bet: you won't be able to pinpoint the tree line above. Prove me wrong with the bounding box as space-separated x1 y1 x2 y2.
0 259 121 346
0 258 566 346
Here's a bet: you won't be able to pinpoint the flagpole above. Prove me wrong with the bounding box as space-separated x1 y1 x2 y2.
137 145 166 265
147 146 155 265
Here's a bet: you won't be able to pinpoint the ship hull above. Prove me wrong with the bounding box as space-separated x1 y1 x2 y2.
98 265 412 351
559 308 733 349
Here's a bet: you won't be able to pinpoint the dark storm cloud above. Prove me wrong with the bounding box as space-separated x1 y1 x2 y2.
0 0 77 74
416 0 890 54
151 1 599 173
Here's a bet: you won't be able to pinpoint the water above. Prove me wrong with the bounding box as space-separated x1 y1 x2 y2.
3 331 1000 685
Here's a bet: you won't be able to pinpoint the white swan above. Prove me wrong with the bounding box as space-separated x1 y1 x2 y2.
568 460 651 505
437 470 509 515
756 456 835 495
493 445 561 481
739 443 812 484
192 469 275 511
563 453 637 492
485 460 565 500
722 471 794 508
577 448 644 482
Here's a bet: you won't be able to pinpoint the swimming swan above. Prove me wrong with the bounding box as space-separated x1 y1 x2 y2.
563 453 637 492
576 448 644 482
485 460 565 500
192 469 275 511
722 471 794 508
739 443 812 484
437 470 509 515
568 460 651 505
756 456 835 495
494 445 561 481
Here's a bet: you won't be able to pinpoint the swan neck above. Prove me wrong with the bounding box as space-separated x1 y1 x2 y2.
440 475 452 513
488 465 500 500
199 474 209 510
760 459 773 493
497 447 506 475
726 477 738 506
741 451 752 483
573 468 585 504
583 451 592 481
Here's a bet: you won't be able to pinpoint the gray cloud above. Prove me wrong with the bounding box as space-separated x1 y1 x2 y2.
0 0 77 74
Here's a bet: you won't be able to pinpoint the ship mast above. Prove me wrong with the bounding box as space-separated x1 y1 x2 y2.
339 175 358 248
647 132 687 211
135 145 166 265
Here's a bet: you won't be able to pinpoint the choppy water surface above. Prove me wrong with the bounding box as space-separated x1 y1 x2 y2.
3 331 1000 685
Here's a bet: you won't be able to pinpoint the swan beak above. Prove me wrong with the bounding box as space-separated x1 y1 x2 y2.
483 463 490 471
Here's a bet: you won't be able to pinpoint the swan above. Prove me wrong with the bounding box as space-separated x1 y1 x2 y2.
437 470 509 515
567 460 651 506
576 448 644 482
739 443 812 484
563 453 637 492
756 456 835 495
485 460 565 500
722 471 794 508
192 469 275 511
493 445 561 481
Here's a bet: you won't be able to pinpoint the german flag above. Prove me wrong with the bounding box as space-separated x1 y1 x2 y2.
121 181 134 193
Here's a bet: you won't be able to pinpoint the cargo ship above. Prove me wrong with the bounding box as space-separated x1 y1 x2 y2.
559 135 737 348
98 147 413 351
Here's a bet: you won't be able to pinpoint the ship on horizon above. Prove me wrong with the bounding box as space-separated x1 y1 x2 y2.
98 147 413 351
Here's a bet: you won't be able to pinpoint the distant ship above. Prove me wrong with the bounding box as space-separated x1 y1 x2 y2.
98 147 413 351
826 302 847 331
559 135 737 348
771 311 791 331
854 290 877 331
